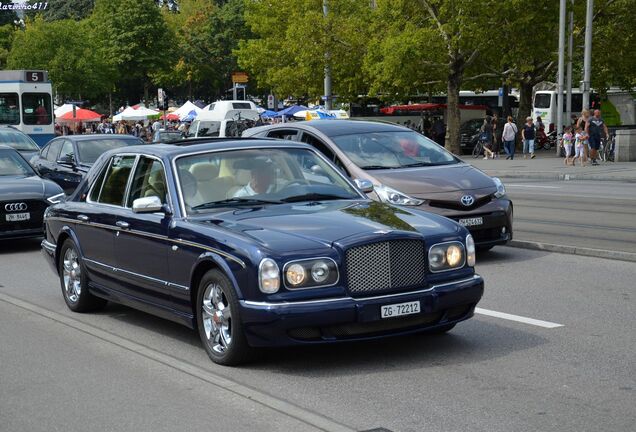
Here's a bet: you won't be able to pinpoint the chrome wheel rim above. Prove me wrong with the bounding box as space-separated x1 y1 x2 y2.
202 283 232 354
62 247 81 303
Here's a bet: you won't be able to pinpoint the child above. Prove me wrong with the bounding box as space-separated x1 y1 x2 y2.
562 126 573 165
573 126 588 167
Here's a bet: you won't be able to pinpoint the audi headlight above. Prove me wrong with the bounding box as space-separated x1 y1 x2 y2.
258 258 280 293
493 177 506 198
46 193 65 204
375 184 424 206
283 258 338 289
466 234 476 267
428 242 466 272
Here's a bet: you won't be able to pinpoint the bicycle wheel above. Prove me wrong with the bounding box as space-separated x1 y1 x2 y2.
472 142 483 158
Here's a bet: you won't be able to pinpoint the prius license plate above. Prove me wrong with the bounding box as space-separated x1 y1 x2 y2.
6 212 30 222
381 301 420 319
458 217 483 227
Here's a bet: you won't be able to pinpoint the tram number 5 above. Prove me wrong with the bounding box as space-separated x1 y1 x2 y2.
26 71 44 82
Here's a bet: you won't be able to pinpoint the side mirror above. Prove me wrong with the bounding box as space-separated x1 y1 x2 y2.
57 154 75 166
132 196 164 214
310 164 324 174
354 178 374 193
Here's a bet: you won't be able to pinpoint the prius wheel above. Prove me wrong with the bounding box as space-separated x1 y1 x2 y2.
197 269 253 366
59 239 106 312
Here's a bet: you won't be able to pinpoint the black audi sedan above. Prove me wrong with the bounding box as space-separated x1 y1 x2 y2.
0 126 42 161
31 134 144 194
0 145 64 240
41 139 484 365
244 120 513 250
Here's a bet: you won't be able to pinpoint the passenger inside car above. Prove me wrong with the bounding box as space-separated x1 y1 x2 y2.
232 158 275 197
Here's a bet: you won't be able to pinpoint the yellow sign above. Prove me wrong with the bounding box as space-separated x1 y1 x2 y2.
231 72 249 83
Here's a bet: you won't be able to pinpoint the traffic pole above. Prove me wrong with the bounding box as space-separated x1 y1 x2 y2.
556 0 566 155
582 0 594 110
323 0 332 111
565 0 574 128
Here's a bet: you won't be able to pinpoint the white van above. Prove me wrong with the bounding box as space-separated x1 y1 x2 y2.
533 90 584 132
189 100 260 138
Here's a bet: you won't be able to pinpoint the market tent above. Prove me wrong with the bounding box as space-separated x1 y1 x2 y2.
260 109 278 118
181 109 199 122
174 101 202 120
58 108 102 122
54 104 76 117
160 113 180 121
272 105 307 118
113 106 159 121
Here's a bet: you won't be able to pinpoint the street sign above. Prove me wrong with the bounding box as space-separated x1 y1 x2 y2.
158 88 164 104
267 94 274 109
231 72 249 83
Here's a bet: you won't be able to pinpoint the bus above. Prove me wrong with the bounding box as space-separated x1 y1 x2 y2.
0 70 55 147
532 89 603 133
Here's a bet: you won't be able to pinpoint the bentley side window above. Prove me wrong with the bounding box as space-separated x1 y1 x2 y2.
127 157 167 206
96 155 136 206
87 160 109 202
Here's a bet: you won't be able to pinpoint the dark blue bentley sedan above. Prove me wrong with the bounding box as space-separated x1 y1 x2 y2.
41 139 484 365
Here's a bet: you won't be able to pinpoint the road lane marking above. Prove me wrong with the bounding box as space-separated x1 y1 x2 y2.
475 308 564 329
506 184 561 189
0 292 355 432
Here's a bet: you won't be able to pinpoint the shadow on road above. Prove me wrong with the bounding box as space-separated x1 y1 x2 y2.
0 238 42 255
477 246 550 265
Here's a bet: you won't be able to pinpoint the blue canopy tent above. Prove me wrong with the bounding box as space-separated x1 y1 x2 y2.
182 109 199 122
260 109 278 118
272 105 308 118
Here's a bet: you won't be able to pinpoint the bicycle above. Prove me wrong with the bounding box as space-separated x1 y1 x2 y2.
471 137 485 158
603 133 615 162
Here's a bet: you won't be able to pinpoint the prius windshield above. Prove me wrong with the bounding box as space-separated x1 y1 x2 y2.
332 131 458 169
176 147 361 212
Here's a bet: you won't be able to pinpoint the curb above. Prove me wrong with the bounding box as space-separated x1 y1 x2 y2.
508 240 636 263
482 171 636 183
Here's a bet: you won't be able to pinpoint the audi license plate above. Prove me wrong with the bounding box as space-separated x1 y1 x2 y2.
6 212 30 222
381 300 420 319
458 217 483 227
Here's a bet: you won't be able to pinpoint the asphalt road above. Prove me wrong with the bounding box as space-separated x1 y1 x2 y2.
505 179 636 254
1 240 634 432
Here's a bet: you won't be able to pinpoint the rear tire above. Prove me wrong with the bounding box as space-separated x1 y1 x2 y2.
472 142 483 158
196 269 253 366
58 239 107 312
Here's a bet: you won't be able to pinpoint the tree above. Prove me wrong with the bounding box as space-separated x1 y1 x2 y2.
7 16 115 101
41 0 96 21
0 25 15 69
237 0 372 104
89 0 172 103
0 8 18 26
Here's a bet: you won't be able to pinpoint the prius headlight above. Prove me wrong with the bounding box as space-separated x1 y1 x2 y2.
284 258 338 289
375 184 424 206
493 177 506 198
428 242 466 272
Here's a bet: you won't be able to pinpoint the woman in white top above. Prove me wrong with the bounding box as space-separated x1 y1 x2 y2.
501 116 518 160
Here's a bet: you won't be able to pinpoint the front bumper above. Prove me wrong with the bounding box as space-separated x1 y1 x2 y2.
239 275 484 347
41 239 58 274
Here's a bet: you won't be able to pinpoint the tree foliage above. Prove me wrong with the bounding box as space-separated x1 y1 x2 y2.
7 16 115 100
41 0 96 21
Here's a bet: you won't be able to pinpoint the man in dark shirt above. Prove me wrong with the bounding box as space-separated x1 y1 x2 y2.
585 109 609 165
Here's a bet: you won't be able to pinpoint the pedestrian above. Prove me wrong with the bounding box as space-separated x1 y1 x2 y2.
572 126 588 166
152 118 162 133
502 116 518 160
491 114 502 158
577 109 591 161
481 115 494 159
562 126 574 165
585 109 609 166
431 117 446 146
521 116 536 159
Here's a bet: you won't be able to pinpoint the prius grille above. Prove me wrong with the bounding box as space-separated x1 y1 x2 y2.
345 240 426 295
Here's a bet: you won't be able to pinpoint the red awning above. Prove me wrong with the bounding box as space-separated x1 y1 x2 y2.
160 113 180 121
379 103 488 115
58 108 102 121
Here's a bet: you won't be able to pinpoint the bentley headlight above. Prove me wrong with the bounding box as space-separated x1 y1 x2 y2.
375 184 424 206
46 193 65 204
466 234 476 267
429 242 465 272
258 258 280 293
283 258 338 289
493 177 506 198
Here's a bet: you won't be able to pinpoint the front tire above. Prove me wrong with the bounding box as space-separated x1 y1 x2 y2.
58 239 107 312
196 269 253 366
472 142 483 158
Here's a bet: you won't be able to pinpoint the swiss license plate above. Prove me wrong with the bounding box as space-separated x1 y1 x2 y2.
458 217 483 227
381 300 420 319
6 212 30 222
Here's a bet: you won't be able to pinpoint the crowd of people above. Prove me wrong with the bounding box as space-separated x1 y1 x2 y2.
54 118 190 142
478 108 609 165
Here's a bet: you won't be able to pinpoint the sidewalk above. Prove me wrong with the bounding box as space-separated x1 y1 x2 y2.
463 152 636 183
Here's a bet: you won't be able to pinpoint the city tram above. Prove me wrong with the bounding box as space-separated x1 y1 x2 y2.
0 70 54 147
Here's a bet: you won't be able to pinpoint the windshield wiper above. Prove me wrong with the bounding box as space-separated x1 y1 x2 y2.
360 165 397 170
281 193 355 203
192 197 282 210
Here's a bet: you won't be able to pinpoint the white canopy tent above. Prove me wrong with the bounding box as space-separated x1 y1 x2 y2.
173 100 202 120
113 106 159 122
54 104 75 118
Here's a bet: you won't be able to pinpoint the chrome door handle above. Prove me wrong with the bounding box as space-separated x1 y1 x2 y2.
115 221 130 229
77 215 89 222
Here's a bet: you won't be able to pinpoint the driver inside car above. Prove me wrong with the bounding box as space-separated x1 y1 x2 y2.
233 158 276 197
